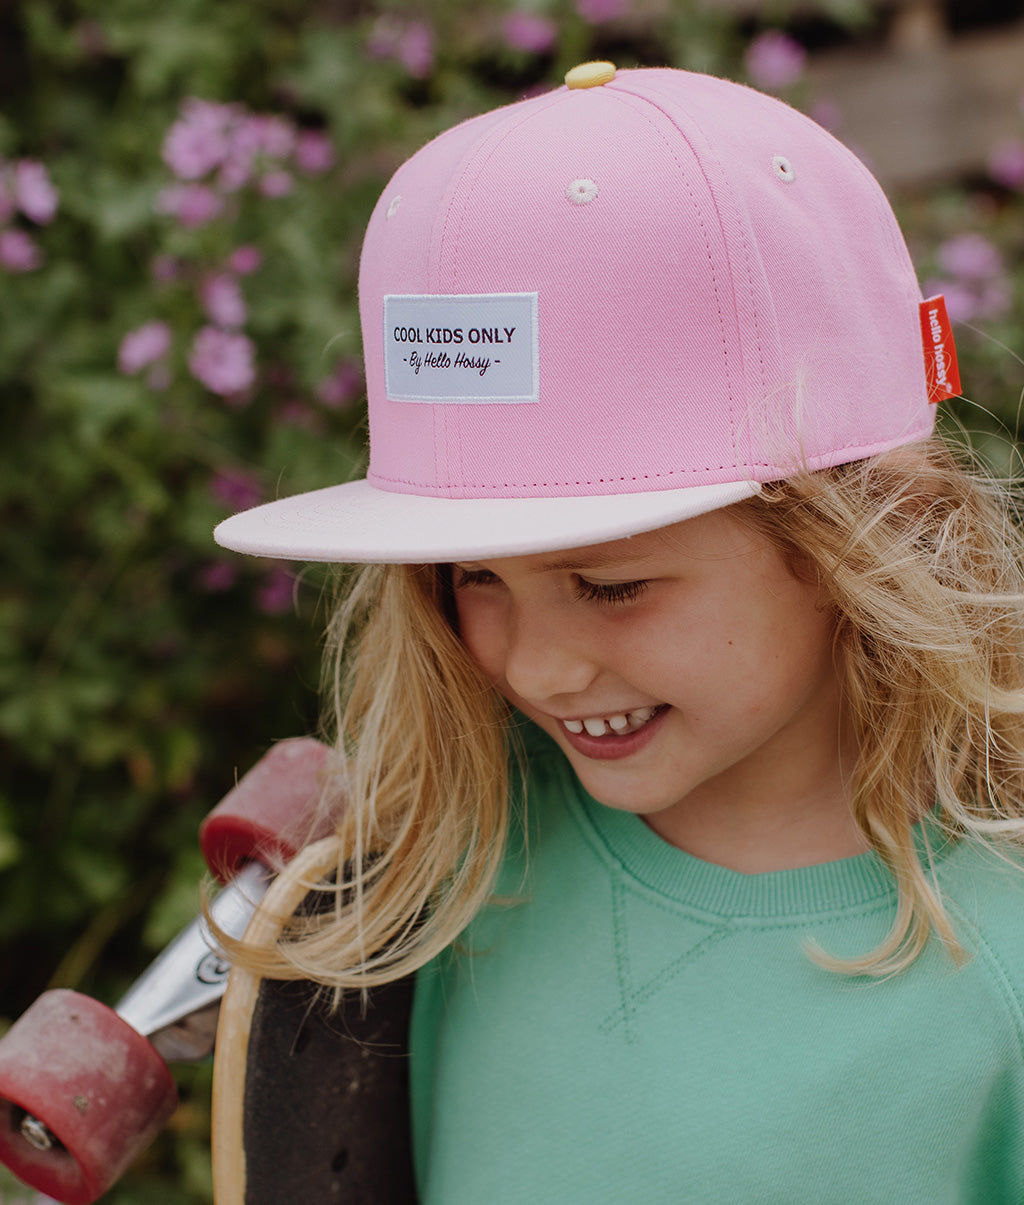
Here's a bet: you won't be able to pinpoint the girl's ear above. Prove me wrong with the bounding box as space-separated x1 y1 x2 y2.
786 548 837 614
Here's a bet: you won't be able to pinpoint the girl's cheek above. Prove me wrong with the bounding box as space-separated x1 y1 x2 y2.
455 596 504 680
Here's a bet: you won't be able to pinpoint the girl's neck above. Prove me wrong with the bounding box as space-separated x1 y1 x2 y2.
641 712 865 875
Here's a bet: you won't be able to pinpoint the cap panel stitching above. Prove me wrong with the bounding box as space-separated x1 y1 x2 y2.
615 75 772 422
596 86 742 475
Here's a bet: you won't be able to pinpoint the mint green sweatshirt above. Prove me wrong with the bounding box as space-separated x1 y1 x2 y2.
411 730 1024 1203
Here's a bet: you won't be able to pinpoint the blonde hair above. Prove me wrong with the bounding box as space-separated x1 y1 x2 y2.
736 440 1024 973
227 438 1024 987
224 559 513 992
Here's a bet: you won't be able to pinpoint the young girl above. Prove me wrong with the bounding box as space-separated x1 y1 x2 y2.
215 64 1024 1201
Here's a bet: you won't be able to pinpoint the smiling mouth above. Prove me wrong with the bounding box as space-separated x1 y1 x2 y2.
561 705 665 738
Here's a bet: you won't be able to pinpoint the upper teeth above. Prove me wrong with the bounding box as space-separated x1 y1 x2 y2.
563 706 658 737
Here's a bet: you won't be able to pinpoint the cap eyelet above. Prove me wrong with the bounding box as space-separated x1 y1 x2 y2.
772 155 795 183
567 178 598 205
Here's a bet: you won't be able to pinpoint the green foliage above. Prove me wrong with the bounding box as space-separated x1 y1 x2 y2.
0 0 1022 1199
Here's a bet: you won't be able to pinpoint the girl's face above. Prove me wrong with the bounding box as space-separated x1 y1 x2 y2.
453 508 859 870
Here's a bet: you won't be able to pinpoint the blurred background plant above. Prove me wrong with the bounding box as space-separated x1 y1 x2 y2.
1 0 1022 1199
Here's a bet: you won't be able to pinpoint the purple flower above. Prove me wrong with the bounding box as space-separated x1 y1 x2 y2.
0 228 42 272
368 17 435 79
988 139 1024 191
257 566 296 614
209 468 262 510
574 0 627 24
937 232 1003 282
14 160 58 224
315 359 363 408
200 273 247 328
744 31 807 91
155 183 225 228
189 326 256 398
258 169 294 198
294 130 335 175
502 12 557 54
226 244 262 275
118 320 172 374
163 98 237 180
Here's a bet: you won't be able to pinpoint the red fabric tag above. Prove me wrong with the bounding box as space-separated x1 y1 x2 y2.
919 295 961 403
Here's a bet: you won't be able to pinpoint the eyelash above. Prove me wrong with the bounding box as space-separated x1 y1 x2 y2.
453 568 650 607
573 578 650 605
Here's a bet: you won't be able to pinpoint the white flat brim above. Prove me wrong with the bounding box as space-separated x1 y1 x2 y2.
213 477 762 564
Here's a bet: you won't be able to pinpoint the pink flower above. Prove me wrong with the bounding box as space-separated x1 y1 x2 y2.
574 0 626 23
227 244 262 275
242 115 296 160
809 97 843 133
151 253 183 282
215 115 292 192
200 273 247 328
217 147 254 193
368 17 435 79
744 31 807 91
155 183 225 228
258 169 294 198
163 98 237 179
315 359 363 408
0 228 42 272
118 320 172 374
925 230 1012 325
257 566 296 614
146 362 172 391
926 271 1008 322
294 130 335 175
209 468 262 510
14 160 58 224
74 19 107 59
197 560 240 592
937 232 1003 282
989 139 1024 191
502 12 557 54
976 277 1012 319
189 326 256 398
0 174 14 223
276 399 325 432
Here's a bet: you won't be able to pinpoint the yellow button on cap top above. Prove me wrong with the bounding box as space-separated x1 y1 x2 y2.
565 61 617 89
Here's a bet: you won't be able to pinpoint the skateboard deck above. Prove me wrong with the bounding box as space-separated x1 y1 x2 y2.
212 840 417 1204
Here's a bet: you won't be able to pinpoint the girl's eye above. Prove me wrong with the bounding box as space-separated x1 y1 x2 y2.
453 567 499 589
573 578 650 605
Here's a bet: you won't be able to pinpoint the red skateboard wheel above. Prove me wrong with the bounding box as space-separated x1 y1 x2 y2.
199 737 334 883
0 989 177 1205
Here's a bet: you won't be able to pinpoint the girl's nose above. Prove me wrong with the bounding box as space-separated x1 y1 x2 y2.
502 608 600 704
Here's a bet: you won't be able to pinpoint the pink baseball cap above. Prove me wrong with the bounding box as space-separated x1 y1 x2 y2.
215 63 935 564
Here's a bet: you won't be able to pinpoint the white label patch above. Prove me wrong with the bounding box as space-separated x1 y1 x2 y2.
383 293 539 403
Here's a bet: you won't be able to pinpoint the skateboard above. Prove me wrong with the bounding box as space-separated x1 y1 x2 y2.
0 737 412 1204
211 838 416 1204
